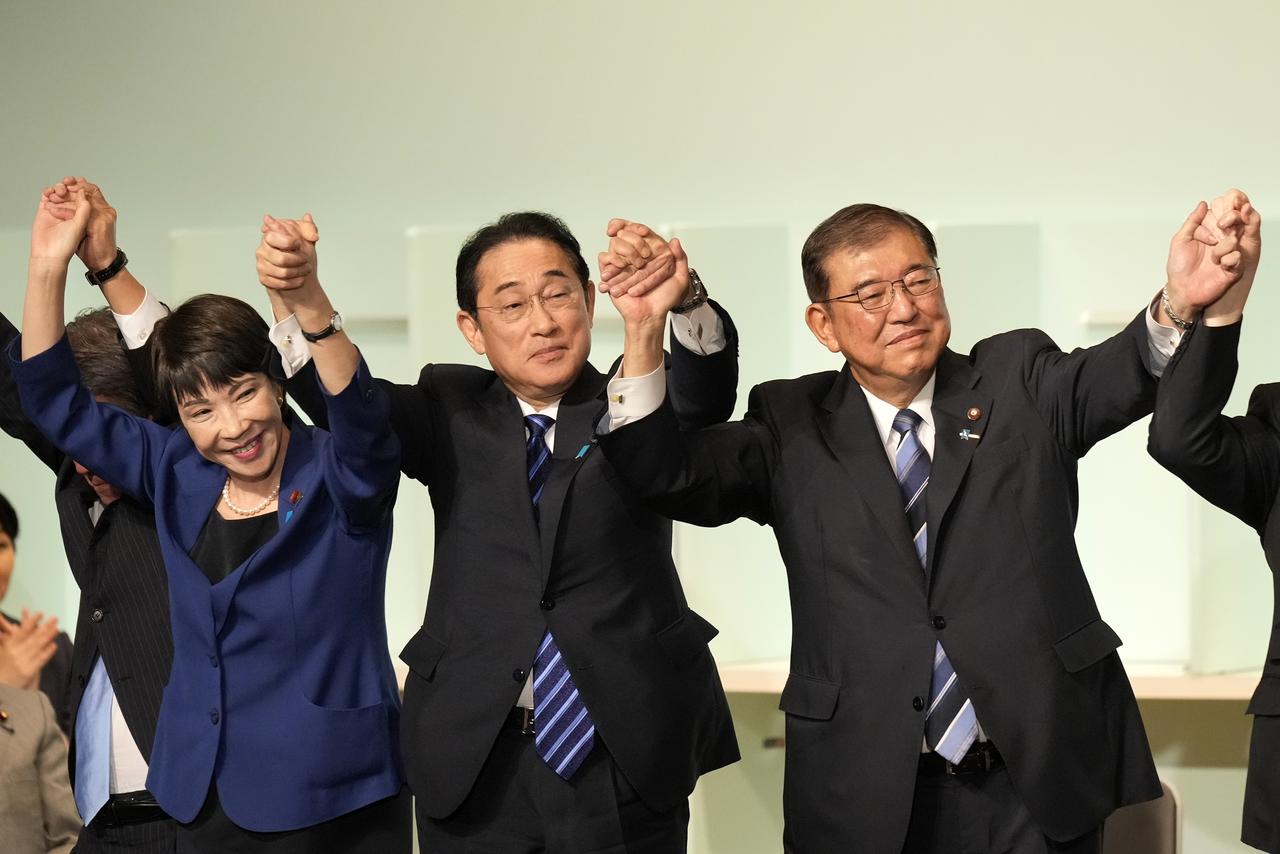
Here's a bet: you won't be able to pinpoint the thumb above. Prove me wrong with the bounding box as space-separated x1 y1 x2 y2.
1174 201 1211 244
299 213 319 244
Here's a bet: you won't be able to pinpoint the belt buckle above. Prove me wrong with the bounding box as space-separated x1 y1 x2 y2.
944 743 992 776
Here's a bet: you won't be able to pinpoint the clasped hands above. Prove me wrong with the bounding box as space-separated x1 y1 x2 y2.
1164 189 1262 327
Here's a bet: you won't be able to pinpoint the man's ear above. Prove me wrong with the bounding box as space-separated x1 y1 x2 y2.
804 303 841 354
584 282 596 327
457 310 486 355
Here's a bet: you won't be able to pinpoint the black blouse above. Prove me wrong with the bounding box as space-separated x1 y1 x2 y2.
189 508 278 585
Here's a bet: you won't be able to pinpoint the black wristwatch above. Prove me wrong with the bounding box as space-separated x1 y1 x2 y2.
85 249 128 287
301 311 344 343
672 269 708 314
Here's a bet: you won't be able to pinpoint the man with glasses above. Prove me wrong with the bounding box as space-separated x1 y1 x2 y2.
595 200 1248 852
262 211 741 852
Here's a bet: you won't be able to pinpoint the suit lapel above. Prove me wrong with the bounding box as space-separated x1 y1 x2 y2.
536 365 605 580
465 376 542 569
817 367 922 573
926 351 990 575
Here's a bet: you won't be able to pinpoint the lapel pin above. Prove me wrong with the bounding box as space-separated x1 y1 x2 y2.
575 443 592 460
289 490 303 505
966 407 983 421
0 709 11 733
959 429 982 441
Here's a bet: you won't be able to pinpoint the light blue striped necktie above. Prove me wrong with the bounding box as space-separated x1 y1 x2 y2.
74 656 112 824
526 414 596 779
892 409 979 764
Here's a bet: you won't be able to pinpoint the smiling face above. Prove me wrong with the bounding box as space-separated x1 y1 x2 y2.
176 372 289 486
805 227 951 406
456 238 595 408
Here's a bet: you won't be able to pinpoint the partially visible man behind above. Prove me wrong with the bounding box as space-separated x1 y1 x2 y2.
597 195 1250 852
1 178 177 852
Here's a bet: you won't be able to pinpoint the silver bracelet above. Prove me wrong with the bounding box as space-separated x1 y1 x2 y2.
1161 286 1194 331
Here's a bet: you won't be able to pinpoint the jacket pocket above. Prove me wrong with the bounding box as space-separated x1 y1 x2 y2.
656 608 719 665
1249 675 1280 715
1052 618 1122 673
399 627 447 681
778 673 841 721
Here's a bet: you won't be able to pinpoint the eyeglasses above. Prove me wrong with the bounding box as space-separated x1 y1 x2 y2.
816 266 941 312
474 287 582 324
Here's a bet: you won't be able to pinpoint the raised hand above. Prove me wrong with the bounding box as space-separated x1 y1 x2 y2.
0 610 59 691
1165 196 1252 320
29 183 90 267
597 219 679 299
1209 188 1262 288
257 214 320 291
610 234 691 331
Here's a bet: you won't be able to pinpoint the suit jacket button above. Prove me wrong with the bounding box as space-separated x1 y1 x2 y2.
209 710 220 725
931 616 946 630
540 598 555 611
209 656 219 669
90 608 104 623
512 668 527 682
912 696 925 711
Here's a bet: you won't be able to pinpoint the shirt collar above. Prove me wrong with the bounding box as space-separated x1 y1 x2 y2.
517 398 560 421
858 372 937 449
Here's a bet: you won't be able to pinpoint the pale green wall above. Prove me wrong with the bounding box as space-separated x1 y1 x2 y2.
1 1 1277 850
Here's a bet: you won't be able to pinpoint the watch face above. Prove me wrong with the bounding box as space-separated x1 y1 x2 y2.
331 312 344 332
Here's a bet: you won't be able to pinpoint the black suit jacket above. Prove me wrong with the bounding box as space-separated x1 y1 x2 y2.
1148 319 1280 852
0 311 173 770
290 303 741 818
599 312 1164 851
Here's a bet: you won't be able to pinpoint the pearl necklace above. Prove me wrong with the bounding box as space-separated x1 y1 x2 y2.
221 479 280 517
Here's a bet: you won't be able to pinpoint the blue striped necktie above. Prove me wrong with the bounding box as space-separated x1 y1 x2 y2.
525 414 596 778
892 409 979 764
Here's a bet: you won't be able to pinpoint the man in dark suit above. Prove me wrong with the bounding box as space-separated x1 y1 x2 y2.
596 199 1249 852
259 212 740 851
1147 191 1272 851
1 178 178 851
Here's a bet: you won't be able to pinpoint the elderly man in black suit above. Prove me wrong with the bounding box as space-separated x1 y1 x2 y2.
258 211 742 852
1147 190 1271 851
596 196 1249 852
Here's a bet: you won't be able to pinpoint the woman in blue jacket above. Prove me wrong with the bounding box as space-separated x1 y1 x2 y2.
13 187 409 851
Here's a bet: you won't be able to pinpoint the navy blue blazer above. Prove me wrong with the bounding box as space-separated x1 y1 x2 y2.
11 335 404 832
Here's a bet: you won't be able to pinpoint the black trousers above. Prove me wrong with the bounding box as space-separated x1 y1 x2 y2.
418 726 689 853
902 762 1102 854
177 785 412 854
73 817 181 854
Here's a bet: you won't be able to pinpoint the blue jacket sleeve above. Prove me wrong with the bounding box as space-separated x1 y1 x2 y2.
9 334 171 506
313 353 402 529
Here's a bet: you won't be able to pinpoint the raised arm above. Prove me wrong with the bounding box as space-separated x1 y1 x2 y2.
15 185 169 503
1148 192 1270 527
1023 192 1256 457
0 309 63 472
256 215 401 524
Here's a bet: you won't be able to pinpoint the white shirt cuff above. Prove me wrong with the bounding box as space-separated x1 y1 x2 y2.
111 290 169 350
602 361 668 434
1145 295 1182 378
669 302 725 356
269 314 312 380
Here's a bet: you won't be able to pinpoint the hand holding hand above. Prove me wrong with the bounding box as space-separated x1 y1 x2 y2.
257 214 320 292
597 219 681 299
29 182 90 268
1165 192 1258 320
0 610 59 692
610 234 691 330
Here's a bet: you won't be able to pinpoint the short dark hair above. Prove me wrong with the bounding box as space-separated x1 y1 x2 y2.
455 212 591 314
150 294 273 420
0 492 17 542
801 204 938 302
64 308 148 417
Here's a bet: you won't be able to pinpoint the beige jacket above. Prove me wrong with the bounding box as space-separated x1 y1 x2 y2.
0 683 79 854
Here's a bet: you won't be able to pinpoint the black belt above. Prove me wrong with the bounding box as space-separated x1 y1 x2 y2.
917 741 1004 777
91 790 170 828
507 706 536 736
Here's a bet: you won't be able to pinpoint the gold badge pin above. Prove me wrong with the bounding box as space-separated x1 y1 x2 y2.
966 407 982 421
